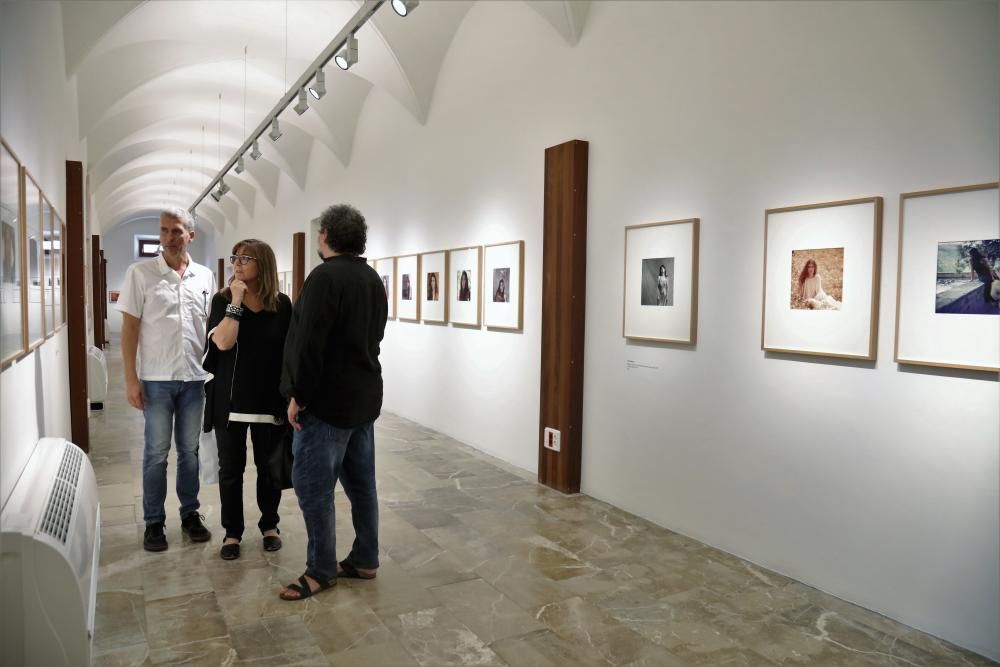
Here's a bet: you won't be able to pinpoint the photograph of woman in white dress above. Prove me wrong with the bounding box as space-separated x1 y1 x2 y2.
792 248 843 311
640 257 673 306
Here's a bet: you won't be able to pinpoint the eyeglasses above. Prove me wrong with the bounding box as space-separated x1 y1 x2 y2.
229 255 257 266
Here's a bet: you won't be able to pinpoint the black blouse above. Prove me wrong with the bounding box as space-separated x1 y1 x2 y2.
202 292 292 431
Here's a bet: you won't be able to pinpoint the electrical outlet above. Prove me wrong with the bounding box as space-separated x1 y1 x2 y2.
543 427 561 452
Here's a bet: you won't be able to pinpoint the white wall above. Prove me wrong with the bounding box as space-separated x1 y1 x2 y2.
217 1 999 659
102 217 219 333
1 2 82 504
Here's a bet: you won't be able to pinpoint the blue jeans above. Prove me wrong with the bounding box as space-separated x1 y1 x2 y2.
292 413 379 583
141 381 204 525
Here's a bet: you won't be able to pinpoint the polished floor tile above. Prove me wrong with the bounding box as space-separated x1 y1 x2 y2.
89 342 996 666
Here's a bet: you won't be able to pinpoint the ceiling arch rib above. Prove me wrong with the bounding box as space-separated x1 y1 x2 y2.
525 0 592 46
96 163 220 206
61 0 142 76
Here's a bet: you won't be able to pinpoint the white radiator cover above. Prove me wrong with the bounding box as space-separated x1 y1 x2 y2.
0 438 101 666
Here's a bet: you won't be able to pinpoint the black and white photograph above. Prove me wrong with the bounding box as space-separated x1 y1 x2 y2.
381 275 390 300
401 273 412 300
640 257 674 306
492 267 510 303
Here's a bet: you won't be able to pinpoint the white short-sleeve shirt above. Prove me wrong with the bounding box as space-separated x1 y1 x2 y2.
115 254 216 381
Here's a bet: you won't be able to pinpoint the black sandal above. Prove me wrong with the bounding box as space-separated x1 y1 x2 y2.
220 542 241 560
279 574 335 601
263 534 282 552
338 560 377 579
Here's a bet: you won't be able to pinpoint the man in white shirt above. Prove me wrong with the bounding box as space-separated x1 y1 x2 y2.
116 207 215 552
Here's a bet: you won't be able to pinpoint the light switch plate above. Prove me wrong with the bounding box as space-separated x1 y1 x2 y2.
543 427 561 452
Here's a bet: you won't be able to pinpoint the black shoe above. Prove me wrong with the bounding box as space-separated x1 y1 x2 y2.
143 522 168 552
262 535 282 552
220 542 241 560
181 512 211 542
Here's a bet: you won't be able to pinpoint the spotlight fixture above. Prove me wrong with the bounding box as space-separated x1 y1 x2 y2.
335 34 358 70
308 68 326 100
218 178 231 195
293 87 309 115
210 188 223 203
268 118 283 142
250 139 262 160
391 0 419 17
235 155 245 174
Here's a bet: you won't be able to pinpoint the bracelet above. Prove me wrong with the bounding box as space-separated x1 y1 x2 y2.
225 303 244 320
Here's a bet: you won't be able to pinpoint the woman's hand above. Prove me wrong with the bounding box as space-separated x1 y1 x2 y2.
288 397 304 431
230 279 247 306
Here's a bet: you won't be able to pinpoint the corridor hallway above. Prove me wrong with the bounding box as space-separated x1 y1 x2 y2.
89 341 992 666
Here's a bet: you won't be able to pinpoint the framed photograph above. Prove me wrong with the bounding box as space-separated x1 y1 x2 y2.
41 196 54 335
894 182 999 371
483 241 524 330
448 245 482 327
762 197 882 359
374 256 396 320
420 250 448 324
623 218 699 343
396 253 420 322
109 290 120 304
23 170 44 349
52 213 63 328
1 139 24 367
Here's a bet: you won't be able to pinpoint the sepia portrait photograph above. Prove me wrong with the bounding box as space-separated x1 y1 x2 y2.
426 271 440 301
401 273 412 301
457 269 472 302
790 247 844 310
492 267 510 302
935 239 1000 315
640 257 674 306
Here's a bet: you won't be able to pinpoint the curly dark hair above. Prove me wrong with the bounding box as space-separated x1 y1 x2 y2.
318 204 367 256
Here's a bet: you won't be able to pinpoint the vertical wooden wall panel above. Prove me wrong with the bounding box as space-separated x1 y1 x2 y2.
538 139 589 494
91 234 105 348
66 161 89 452
217 258 224 292
292 232 305 301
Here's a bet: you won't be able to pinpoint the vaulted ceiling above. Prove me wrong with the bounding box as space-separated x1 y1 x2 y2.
66 0 591 234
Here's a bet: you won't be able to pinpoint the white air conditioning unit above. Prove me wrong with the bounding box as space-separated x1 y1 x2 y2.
87 346 108 410
0 438 101 666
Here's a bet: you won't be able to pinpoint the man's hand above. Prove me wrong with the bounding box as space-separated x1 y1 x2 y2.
230 279 247 306
288 397 304 431
126 379 144 410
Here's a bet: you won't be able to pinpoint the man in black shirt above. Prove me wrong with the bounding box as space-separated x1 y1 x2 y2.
278 204 388 600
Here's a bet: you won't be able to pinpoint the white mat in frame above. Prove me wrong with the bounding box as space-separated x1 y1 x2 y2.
374 257 396 320
420 250 448 323
396 253 420 322
448 245 482 327
484 241 524 330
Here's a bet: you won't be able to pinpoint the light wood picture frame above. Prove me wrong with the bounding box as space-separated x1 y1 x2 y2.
623 218 699 344
419 250 449 324
374 256 397 321
23 169 45 350
894 182 999 372
448 245 483 328
395 253 420 322
42 195 54 336
761 196 882 360
483 240 525 330
0 139 25 368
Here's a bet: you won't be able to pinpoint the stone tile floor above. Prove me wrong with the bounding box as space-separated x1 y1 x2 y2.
90 344 996 666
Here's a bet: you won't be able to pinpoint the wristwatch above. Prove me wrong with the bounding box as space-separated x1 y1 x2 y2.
225 303 244 320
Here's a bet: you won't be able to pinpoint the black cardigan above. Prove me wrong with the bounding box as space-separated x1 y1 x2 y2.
280 255 388 428
202 292 292 431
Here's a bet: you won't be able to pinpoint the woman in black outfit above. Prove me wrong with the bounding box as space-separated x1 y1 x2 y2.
203 239 292 560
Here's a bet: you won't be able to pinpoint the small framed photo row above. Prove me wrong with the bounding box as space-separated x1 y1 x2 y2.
374 257 396 320
1 139 24 368
484 241 524 330
761 196 882 360
895 182 999 371
623 218 699 344
448 245 482 327
420 250 448 324
396 253 420 322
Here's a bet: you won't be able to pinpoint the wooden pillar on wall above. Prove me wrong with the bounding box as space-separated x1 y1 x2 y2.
91 235 105 348
538 139 589 494
292 232 305 301
66 161 89 453
217 258 224 292
100 251 108 340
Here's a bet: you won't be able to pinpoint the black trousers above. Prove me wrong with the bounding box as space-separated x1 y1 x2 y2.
215 420 283 540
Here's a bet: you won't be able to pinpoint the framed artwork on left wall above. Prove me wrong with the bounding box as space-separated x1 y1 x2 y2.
761 196 882 360
0 139 24 367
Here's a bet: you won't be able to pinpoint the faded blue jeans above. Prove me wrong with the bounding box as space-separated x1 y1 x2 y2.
292 413 379 583
141 380 204 525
